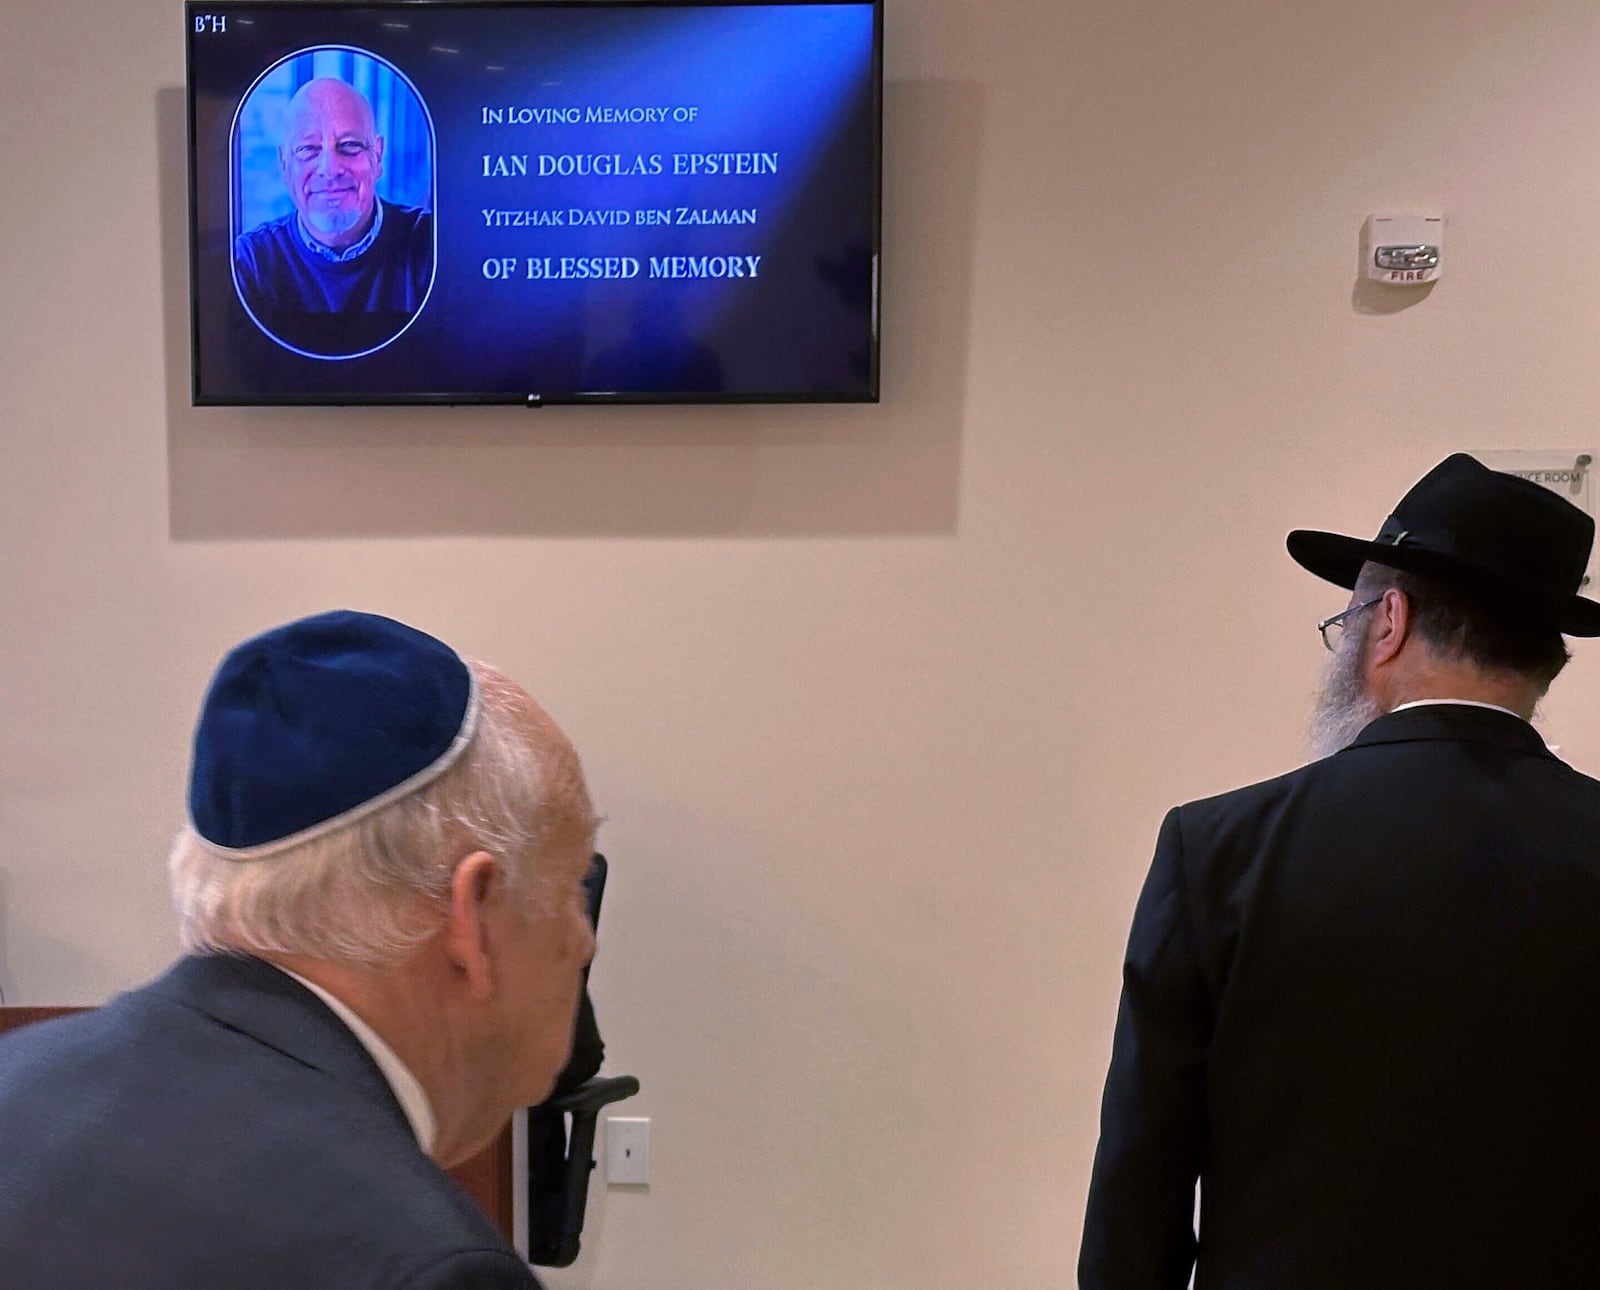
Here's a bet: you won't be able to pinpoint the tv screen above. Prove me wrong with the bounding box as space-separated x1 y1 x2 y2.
186 0 881 405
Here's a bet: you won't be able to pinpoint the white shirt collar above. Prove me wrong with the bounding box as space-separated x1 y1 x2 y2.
272 964 438 1154
1389 698 1526 720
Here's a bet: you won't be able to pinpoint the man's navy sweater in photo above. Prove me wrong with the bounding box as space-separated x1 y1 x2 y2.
234 200 432 356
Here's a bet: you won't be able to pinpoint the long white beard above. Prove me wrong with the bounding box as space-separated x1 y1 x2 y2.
1308 632 1384 759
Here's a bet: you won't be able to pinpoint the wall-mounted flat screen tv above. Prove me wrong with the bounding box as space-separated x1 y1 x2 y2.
187 0 881 405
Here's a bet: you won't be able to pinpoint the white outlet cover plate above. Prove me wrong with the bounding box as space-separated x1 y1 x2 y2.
606 1117 650 1186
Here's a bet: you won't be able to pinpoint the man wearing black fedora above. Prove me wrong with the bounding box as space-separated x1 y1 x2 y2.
0 611 597 1288
1080 454 1600 1289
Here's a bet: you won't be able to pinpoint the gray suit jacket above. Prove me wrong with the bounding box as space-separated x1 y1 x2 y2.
0 953 540 1289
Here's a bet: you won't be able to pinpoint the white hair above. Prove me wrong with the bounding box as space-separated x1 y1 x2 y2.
169 662 575 966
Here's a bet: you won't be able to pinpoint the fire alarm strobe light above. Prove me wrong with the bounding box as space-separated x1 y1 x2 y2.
1363 213 1444 284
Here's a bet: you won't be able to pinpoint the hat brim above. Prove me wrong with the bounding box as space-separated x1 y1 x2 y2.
1287 528 1600 637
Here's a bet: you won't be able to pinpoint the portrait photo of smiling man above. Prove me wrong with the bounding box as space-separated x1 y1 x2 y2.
233 58 434 359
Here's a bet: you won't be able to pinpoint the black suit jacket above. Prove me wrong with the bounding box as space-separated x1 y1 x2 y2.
1081 705 1600 1289
0 954 540 1289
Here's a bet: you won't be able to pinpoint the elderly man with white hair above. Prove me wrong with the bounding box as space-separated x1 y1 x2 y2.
0 611 595 1289
234 77 434 356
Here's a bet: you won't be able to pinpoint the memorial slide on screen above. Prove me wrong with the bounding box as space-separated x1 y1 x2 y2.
188 3 880 403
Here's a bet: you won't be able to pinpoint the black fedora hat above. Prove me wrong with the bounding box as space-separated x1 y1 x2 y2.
1287 453 1600 637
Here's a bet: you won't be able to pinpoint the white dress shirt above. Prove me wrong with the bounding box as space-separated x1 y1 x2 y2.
1389 698 1524 719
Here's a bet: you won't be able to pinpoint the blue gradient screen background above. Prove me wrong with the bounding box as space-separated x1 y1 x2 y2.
188 2 880 403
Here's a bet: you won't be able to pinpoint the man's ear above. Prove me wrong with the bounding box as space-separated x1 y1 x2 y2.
374 135 385 179
443 851 501 1002
1367 586 1412 669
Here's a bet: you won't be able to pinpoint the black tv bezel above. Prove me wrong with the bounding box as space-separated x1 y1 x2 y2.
185 0 883 408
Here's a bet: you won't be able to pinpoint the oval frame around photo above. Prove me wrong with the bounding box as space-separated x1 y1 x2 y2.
229 46 438 361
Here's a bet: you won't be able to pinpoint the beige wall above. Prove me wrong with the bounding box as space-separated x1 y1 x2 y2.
5 1 1600 1286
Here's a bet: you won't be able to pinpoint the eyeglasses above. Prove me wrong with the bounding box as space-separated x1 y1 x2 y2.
1317 596 1383 652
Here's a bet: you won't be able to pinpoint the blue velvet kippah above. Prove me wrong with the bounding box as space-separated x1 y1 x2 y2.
188 610 478 856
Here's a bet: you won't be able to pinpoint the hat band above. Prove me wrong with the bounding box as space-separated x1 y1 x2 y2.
190 669 482 862
1375 513 1580 602
1375 516 1412 547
